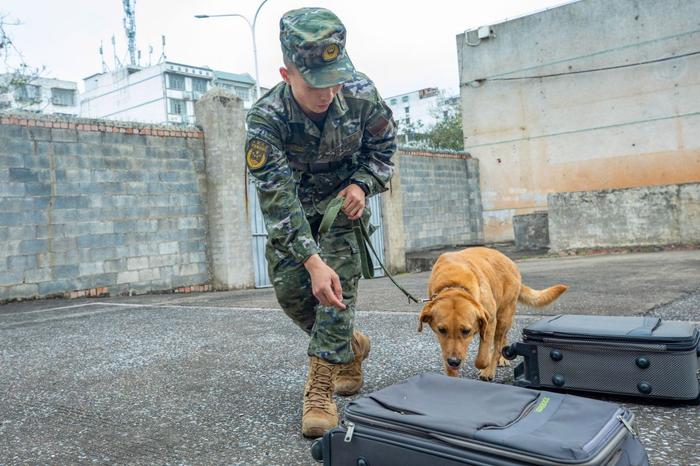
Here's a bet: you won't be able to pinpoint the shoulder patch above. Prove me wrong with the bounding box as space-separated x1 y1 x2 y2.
366 114 390 138
246 138 270 171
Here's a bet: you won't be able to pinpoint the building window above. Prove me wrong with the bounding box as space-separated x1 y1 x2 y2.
234 87 249 100
167 73 185 90
51 88 75 106
14 84 41 102
169 98 185 115
192 77 208 93
390 98 397 105
404 106 410 115
401 95 409 103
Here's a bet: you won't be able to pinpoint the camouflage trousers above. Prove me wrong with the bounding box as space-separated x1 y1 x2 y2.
266 203 369 365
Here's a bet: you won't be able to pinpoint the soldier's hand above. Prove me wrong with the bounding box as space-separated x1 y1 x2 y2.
304 254 346 310
338 184 365 221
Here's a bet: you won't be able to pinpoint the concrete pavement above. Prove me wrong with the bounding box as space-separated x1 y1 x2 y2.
1 249 699 465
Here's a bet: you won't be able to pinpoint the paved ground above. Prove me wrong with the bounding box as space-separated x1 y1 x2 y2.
1 249 699 465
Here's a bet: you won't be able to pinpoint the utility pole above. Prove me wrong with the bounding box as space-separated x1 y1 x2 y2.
195 0 269 100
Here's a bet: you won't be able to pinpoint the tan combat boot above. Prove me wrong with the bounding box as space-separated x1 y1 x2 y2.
335 331 371 396
302 356 339 438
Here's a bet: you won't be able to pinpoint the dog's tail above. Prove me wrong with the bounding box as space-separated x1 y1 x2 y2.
518 284 568 307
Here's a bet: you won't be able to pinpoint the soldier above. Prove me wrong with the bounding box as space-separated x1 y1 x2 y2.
245 7 397 438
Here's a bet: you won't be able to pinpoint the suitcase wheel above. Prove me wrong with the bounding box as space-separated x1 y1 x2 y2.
637 381 652 394
310 439 323 462
635 356 650 369
550 350 563 361
502 344 518 360
552 374 565 387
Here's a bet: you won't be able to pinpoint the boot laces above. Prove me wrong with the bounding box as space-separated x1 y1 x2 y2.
306 362 335 411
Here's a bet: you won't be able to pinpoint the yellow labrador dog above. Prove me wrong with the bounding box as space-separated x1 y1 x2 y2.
418 247 568 380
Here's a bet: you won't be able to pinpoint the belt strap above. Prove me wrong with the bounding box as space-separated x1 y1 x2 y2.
288 159 347 174
320 196 420 304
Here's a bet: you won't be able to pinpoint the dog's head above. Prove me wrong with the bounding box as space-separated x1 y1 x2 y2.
418 289 489 376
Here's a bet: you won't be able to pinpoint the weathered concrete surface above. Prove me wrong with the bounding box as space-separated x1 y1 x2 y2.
513 211 549 251
194 90 254 289
457 0 700 242
1 250 699 465
549 183 700 251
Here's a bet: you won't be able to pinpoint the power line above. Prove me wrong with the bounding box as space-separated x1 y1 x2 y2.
465 50 700 86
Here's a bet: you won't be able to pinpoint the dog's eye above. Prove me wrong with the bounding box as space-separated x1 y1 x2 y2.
437 327 448 335
461 328 471 336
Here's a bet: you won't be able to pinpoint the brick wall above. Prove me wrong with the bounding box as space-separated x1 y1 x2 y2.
399 149 483 252
0 113 210 302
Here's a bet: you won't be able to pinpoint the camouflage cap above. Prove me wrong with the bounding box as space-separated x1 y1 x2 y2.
280 7 355 88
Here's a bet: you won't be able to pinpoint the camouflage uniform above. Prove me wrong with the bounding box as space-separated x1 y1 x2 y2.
245 8 397 365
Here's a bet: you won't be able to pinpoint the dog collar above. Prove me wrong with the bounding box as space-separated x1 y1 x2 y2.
426 285 473 302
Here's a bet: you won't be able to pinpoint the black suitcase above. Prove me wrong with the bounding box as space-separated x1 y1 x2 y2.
502 315 700 401
311 373 648 466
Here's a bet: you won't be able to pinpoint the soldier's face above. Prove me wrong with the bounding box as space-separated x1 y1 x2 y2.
280 66 342 118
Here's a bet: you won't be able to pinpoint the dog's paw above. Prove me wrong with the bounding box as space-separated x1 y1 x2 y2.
478 369 495 381
497 356 511 367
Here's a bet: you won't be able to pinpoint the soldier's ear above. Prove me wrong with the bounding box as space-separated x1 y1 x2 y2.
280 67 290 83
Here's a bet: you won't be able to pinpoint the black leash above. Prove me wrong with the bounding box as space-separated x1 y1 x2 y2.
319 196 421 304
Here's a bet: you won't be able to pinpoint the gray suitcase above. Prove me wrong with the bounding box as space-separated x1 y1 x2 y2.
311 373 648 466
502 315 700 401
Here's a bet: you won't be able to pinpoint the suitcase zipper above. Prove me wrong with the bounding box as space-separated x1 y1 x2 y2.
526 331 700 351
344 422 355 442
479 397 538 430
539 336 666 351
344 413 434 440
617 413 638 438
581 409 634 454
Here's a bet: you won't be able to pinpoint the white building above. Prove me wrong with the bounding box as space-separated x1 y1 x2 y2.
80 61 257 125
385 87 445 133
0 75 79 116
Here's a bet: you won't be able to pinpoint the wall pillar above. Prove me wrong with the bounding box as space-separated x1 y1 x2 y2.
381 153 407 273
195 90 255 289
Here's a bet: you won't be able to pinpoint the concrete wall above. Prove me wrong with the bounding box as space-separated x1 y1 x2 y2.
513 211 549 251
548 182 700 251
399 149 483 251
0 113 209 302
457 0 700 242
194 90 255 289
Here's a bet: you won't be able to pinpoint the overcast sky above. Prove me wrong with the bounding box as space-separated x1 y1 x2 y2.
2 0 572 98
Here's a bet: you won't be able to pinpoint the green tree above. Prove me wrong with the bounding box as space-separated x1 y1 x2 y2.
1 14 43 110
424 100 464 151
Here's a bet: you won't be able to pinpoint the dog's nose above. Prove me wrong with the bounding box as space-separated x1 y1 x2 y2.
447 357 462 368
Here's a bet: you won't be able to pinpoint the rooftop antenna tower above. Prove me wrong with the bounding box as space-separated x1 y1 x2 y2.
99 41 109 72
122 0 137 67
111 35 122 70
158 35 167 63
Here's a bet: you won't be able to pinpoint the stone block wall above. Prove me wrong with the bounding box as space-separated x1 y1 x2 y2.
0 114 209 302
399 149 482 251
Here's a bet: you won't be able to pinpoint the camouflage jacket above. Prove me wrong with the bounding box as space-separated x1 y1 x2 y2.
245 73 397 264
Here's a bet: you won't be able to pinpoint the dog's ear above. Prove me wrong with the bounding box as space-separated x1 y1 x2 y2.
417 303 433 332
476 304 492 335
